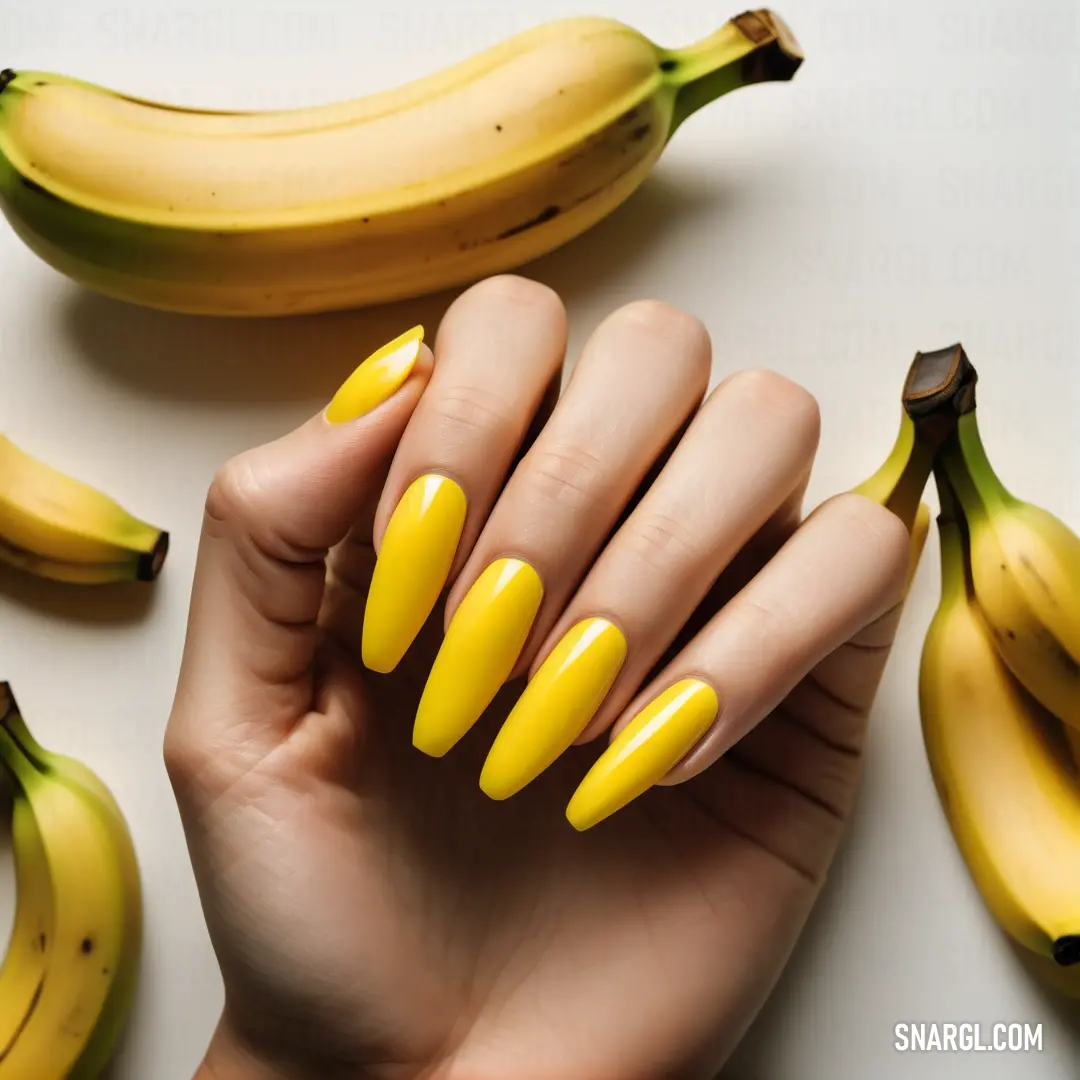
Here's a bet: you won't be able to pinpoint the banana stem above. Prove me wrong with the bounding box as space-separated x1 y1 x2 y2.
957 411 1012 509
0 695 40 793
934 500 972 608
887 431 938 531
661 10 804 136
940 412 1011 524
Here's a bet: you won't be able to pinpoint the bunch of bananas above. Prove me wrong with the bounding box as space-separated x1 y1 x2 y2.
871 344 1080 996
0 10 802 317
0 684 142 1079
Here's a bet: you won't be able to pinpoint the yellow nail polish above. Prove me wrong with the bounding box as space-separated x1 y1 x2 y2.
566 679 718 831
362 475 467 674
325 326 424 423
480 618 627 800
413 558 543 758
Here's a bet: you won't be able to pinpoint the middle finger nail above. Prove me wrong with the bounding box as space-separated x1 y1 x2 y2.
479 618 627 800
413 558 544 757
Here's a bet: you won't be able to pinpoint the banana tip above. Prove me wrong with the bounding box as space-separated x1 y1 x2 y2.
137 532 170 582
1052 936 1080 968
0 70 15 95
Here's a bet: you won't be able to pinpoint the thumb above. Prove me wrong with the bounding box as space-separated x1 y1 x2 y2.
167 327 431 772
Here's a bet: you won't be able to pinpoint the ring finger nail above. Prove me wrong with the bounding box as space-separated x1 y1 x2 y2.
565 679 719 831
414 558 544 757
479 618 627 800
362 474 468 673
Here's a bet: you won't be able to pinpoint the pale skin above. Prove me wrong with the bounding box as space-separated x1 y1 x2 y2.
166 275 911 1080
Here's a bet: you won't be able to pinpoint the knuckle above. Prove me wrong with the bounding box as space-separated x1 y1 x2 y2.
430 385 516 443
204 456 264 530
527 444 606 511
627 510 701 572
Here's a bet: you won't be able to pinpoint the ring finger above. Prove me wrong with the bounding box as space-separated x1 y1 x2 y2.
565 492 910 830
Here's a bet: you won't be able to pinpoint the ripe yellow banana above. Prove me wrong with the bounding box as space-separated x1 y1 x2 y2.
939 409 1080 731
0 434 168 584
919 498 1080 967
0 10 803 316
0 684 142 1080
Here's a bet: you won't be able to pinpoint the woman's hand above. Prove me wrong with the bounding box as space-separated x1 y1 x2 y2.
165 276 911 1080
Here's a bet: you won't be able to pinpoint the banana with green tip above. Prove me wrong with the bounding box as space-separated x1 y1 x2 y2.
0 10 803 316
0 434 168 585
0 684 143 1080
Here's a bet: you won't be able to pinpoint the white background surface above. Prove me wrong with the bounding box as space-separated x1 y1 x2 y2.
1 0 1078 1076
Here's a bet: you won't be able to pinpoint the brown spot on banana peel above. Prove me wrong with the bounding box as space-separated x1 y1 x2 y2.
991 618 1080 680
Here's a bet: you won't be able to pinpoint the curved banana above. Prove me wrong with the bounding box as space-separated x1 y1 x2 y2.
0 685 142 1080
919 503 1080 966
0 794 54 1061
0 10 803 316
939 409 1080 730
0 434 168 584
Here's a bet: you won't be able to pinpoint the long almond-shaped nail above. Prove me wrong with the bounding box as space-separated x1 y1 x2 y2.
325 325 424 423
480 618 627 800
413 558 543 757
362 475 467 673
566 678 719 831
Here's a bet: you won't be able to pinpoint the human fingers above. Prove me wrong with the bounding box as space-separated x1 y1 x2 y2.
565 493 910 830
477 371 818 799
357 275 567 673
411 300 712 758
165 327 432 786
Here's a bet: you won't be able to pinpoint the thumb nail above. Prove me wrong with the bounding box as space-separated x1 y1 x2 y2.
325 326 424 424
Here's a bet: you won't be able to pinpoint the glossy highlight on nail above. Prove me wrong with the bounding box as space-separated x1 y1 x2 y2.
363 474 467 674
566 678 718 831
480 618 627 800
413 558 543 758
325 325 424 423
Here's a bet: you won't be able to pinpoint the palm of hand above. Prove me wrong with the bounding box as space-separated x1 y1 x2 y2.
185 535 887 1080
